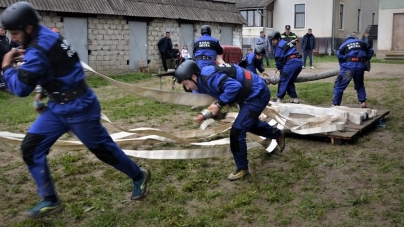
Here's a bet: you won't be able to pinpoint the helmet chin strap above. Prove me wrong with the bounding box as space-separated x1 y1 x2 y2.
20 26 37 48
190 78 198 86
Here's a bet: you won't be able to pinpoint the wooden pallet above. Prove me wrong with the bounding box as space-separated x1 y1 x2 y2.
284 109 390 145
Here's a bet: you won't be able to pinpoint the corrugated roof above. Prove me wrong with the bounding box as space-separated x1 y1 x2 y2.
0 0 246 24
235 0 274 9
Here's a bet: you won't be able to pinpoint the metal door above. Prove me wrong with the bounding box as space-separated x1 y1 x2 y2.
180 24 194 58
220 26 233 45
392 13 404 51
63 17 88 64
129 21 147 70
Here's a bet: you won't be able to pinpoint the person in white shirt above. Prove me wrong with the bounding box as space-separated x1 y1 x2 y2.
181 45 190 60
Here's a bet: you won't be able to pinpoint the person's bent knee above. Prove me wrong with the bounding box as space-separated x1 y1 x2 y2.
21 133 46 166
89 144 120 165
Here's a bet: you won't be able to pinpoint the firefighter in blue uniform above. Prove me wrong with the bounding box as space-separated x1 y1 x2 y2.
193 25 223 68
174 60 285 181
270 31 302 104
333 34 374 108
0 2 150 219
241 46 269 77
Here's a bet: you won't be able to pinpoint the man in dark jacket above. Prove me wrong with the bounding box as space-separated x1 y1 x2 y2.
157 31 173 71
0 26 11 90
301 28 316 69
362 31 373 48
0 27 11 66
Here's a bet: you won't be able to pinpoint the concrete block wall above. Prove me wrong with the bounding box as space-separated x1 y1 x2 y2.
88 15 130 72
39 12 243 72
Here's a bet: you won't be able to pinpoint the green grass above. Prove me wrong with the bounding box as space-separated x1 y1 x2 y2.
1 67 404 226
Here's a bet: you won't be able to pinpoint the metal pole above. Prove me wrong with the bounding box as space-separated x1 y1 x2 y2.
158 69 162 90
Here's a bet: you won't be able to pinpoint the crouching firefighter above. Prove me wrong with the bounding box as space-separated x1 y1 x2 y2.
174 60 285 181
239 46 270 75
238 46 273 85
0 1 150 219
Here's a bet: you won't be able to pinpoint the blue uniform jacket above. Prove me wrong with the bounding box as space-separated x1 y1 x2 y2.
274 39 300 70
337 37 374 70
194 34 223 59
197 64 267 105
2 25 97 117
245 52 265 74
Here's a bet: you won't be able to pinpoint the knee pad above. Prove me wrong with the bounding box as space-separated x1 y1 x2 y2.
230 127 243 153
21 133 46 166
89 144 120 165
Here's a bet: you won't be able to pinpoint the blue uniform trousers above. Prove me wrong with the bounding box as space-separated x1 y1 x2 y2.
277 58 302 99
22 100 141 197
230 86 280 170
332 68 366 105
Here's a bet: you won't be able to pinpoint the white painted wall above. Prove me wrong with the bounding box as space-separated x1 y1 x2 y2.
273 0 334 38
377 8 404 57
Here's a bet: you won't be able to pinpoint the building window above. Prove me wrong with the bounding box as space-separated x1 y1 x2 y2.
240 10 263 27
294 3 305 29
241 11 247 20
357 9 361 31
339 3 344 30
255 10 262 27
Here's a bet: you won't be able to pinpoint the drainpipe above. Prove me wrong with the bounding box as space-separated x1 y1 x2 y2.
331 0 335 55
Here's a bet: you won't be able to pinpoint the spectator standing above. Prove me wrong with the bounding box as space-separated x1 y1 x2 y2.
0 26 11 90
362 31 373 48
157 31 173 71
281 25 298 46
0 27 11 65
301 28 316 69
256 31 270 67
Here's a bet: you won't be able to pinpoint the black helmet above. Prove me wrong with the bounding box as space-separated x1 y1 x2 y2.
269 31 281 40
254 46 266 55
175 61 200 83
0 2 40 30
201 25 212 35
